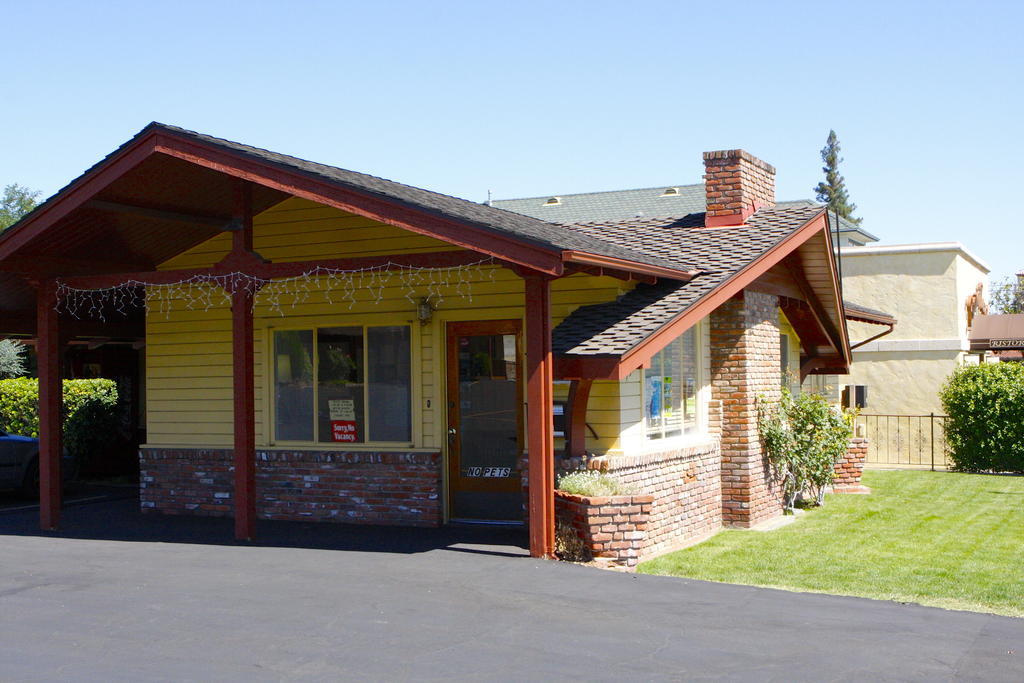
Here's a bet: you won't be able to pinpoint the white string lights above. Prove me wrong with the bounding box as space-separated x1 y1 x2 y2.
55 257 498 321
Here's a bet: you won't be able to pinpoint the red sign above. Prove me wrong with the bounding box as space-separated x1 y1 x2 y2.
331 420 358 442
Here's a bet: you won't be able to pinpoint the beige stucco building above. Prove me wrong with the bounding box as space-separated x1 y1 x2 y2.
836 242 990 416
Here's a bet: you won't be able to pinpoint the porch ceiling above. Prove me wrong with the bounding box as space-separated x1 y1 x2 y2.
7 154 291 277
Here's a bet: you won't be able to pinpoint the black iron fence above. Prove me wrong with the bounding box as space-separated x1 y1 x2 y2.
855 413 951 470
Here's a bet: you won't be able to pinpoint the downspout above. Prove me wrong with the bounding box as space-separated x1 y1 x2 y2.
850 322 895 351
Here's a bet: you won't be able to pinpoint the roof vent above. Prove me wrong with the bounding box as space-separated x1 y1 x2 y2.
661 187 680 196
544 197 561 206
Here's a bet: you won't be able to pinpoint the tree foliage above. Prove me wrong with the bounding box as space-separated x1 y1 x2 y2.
0 183 40 231
0 378 121 465
990 276 1024 314
759 390 856 511
813 130 862 226
940 363 1024 473
0 340 27 379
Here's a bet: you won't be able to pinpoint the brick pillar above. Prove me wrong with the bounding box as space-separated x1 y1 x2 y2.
833 437 870 494
710 290 784 527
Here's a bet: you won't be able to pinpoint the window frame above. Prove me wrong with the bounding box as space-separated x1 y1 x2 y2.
641 323 706 443
268 322 417 448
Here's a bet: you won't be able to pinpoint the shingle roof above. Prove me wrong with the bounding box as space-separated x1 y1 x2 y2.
552 206 824 356
0 123 688 275
492 185 877 242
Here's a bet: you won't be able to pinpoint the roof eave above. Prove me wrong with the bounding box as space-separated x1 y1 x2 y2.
561 250 699 281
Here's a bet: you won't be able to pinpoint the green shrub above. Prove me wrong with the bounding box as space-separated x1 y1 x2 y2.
940 362 1024 473
758 390 855 511
0 378 121 464
556 470 635 497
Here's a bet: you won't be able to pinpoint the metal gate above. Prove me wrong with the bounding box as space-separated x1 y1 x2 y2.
855 413 950 470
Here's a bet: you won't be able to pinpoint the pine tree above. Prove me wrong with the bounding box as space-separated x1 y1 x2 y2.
813 130 862 225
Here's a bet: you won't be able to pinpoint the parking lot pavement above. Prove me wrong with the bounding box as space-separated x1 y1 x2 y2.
1 499 1022 682
0 483 136 515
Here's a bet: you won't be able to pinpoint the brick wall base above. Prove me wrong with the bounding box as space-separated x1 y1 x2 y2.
140 448 442 527
833 438 870 494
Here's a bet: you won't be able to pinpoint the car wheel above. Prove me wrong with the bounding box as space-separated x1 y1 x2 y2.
19 457 40 500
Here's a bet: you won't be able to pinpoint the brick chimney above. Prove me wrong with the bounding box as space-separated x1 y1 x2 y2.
703 149 775 227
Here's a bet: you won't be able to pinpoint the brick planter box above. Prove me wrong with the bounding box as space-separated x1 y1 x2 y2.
833 437 870 494
555 490 655 568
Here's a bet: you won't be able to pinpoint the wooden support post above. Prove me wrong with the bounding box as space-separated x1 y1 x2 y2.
565 378 593 459
233 180 254 254
36 280 62 530
231 179 256 541
525 274 555 558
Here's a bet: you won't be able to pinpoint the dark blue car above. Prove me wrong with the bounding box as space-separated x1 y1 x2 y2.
0 431 77 497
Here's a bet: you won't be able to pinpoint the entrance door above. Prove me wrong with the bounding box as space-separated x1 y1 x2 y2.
446 320 523 522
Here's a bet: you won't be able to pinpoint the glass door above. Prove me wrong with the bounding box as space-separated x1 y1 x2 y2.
445 320 523 522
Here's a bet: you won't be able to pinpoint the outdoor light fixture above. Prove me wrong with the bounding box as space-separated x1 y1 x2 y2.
417 297 435 325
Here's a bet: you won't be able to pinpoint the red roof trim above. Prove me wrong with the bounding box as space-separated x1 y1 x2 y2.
150 133 567 276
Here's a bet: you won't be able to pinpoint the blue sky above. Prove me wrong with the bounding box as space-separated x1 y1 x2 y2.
2 1 1021 280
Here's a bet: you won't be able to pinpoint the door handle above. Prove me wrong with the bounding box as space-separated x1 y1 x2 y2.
447 427 457 442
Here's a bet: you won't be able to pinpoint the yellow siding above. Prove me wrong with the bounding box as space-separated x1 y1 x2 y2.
145 198 634 450
160 197 453 270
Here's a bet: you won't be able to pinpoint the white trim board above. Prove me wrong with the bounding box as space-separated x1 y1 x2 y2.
852 338 968 354
839 242 990 273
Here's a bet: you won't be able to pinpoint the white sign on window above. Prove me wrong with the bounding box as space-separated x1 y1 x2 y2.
329 399 356 421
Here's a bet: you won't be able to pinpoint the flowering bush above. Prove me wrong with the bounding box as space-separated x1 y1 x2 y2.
758 390 855 511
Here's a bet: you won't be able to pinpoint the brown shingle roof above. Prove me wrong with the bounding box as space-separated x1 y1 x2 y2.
552 206 824 356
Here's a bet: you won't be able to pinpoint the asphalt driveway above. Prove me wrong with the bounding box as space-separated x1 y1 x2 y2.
1 499 1021 682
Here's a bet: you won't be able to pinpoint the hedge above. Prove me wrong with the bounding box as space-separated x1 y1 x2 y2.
940 362 1024 473
0 377 121 463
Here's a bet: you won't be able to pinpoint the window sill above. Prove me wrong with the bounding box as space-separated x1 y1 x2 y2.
639 431 717 455
140 443 439 453
266 443 435 452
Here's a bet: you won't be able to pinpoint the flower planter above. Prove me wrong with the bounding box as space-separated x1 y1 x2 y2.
554 490 655 568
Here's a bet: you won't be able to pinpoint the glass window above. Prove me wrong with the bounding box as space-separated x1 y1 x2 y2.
780 334 790 388
644 327 700 440
274 330 314 441
318 327 365 444
367 326 412 442
275 325 412 444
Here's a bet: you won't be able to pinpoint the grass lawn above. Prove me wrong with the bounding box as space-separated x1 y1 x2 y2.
639 470 1024 617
